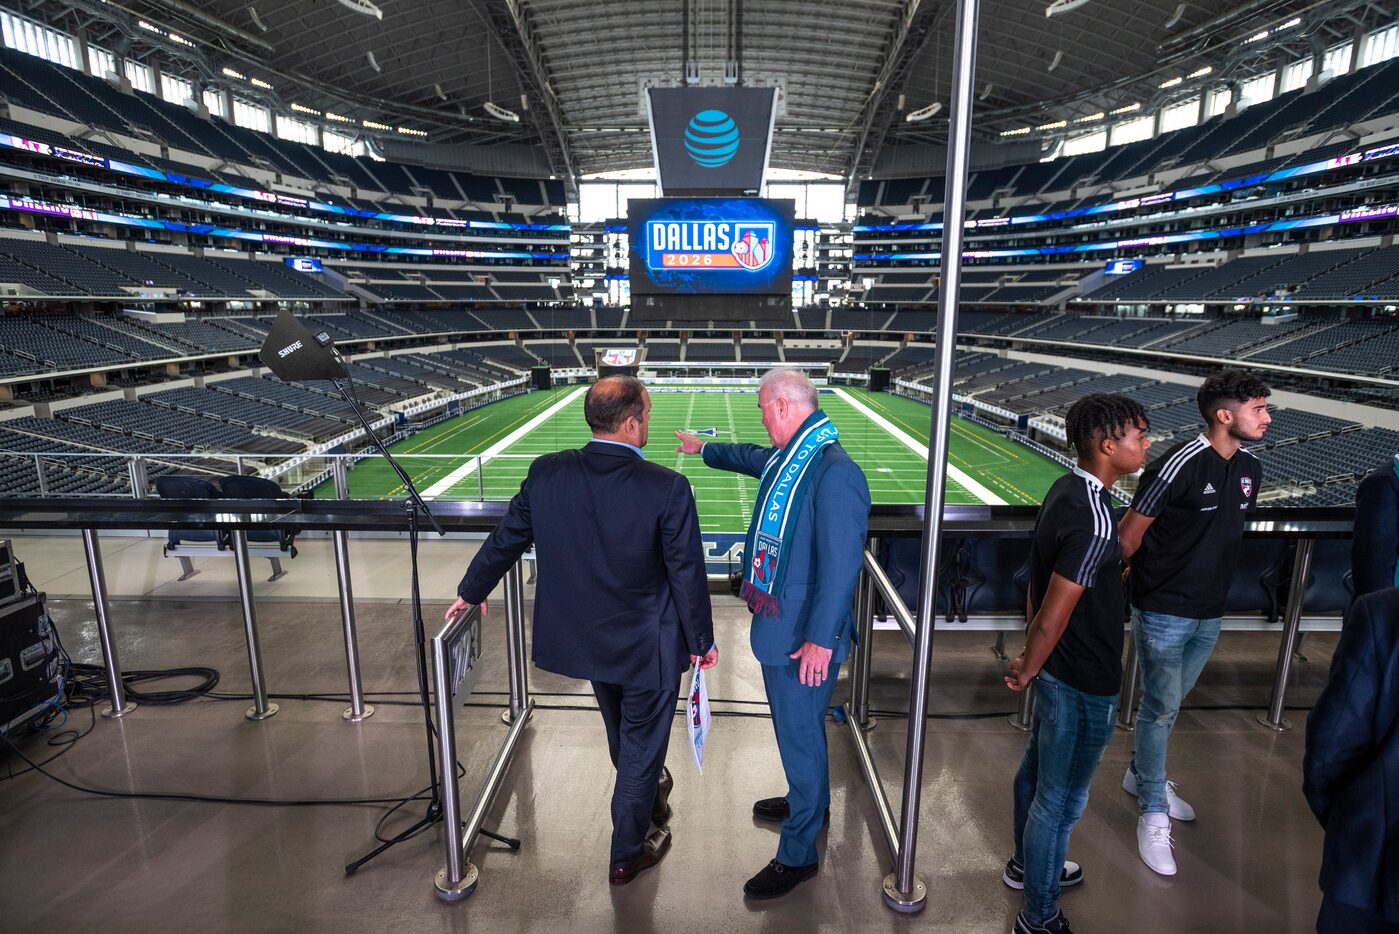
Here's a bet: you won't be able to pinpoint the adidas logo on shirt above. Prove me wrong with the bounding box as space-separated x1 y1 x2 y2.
1202 482 1216 494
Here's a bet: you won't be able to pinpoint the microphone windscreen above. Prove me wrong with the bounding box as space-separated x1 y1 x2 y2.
258 309 348 381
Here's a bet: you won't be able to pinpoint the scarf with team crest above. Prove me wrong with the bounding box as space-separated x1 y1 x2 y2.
740 409 840 617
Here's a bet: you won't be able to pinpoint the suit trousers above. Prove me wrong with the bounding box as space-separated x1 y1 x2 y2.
762 658 841 867
591 678 678 867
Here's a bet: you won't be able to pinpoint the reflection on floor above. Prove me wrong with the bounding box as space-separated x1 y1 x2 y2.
0 534 1331 933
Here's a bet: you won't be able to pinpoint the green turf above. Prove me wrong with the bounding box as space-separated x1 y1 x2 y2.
327 386 1067 532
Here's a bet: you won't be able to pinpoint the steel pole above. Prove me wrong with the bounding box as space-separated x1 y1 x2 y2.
1259 538 1315 731
850 541 876 727
503 562 530 722
81 529 135 718
330 458 373 722
887 0 980 913
232 530 278 721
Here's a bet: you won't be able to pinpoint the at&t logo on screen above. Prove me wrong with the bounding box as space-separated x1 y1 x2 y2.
684 110 740 167
646 220 775 271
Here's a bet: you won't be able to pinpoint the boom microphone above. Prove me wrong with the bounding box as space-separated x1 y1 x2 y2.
258 308 347 381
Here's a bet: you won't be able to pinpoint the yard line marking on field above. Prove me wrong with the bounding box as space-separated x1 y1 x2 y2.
422 385 587 499
830 388 1006 506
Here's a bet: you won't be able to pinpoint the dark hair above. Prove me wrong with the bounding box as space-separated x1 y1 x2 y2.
1197 370 1271 423
584 375 646 433
1065 393 1149 458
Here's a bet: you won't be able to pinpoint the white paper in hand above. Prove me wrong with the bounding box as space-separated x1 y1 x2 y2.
687 662 712 774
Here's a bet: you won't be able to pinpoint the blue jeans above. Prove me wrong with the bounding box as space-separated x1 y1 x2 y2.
1128 608 1221 815
1013 671 1118 925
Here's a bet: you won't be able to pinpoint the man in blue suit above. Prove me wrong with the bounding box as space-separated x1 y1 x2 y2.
1304 586 1399 933
1353 458 1398 597
448 376 717 886
676 367 870 899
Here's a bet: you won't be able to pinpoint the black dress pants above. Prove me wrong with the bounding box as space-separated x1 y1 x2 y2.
590 678 679 867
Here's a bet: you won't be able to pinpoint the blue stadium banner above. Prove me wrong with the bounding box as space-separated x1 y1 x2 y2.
646 88 777 195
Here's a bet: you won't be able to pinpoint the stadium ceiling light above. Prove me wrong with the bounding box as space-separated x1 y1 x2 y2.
1159 76 1183 88
362 119 391 130
1187 65 1213 79
325 111 352 123
1164 2 1187 28
1075 111 1105 122
979 83 995 101
1034 119 1068 130
999 127 1031 136
290 102 319 115
221 67 246 80
434 83 449 102
1047 50 1064 72
247 6 269 33
1110 102 1141 114
335 0 384 19
905 102 943 122
366 51 381 73
484 101 521 123
396 126 427 137
250 77 272 89
1044 0 1094 16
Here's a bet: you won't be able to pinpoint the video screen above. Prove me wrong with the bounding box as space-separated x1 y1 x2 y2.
627 197 794 297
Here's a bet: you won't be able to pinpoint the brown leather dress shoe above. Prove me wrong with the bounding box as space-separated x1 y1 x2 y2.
608 828 672 886
653 766 674 826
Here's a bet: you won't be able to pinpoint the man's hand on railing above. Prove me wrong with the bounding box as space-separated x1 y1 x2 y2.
674 431 704 455
444 596 487 623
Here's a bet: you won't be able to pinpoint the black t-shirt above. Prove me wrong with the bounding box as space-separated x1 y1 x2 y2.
1029 468 1126 697
1129 434 1261 618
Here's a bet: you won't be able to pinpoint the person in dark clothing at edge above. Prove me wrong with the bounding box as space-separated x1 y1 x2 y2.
1004 394 1152 934
1304 586 1399 934
1117 370 1270 877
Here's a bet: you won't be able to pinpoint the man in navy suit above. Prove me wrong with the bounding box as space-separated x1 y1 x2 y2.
447 375 717 886
1353 458 1399 597
676 367 870 899
1304 587 1399 933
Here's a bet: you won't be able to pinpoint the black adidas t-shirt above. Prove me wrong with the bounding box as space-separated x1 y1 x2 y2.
1029 468 1126 697
1129 433 1261 618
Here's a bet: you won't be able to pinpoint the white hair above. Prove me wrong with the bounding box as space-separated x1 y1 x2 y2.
759 367 818 411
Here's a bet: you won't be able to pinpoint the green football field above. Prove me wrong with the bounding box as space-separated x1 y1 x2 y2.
329 386 1065 535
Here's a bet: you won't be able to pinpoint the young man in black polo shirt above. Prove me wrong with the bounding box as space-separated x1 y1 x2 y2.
1118 370 1270 876
1005 394 1151 934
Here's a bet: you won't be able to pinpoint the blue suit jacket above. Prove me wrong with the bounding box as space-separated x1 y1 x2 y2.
458 441 713 691
1353 462 1399 597
1303 587 1399 920
702 440 870 666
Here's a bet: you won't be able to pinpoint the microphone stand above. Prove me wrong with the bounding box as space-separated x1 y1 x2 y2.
328 359 519 876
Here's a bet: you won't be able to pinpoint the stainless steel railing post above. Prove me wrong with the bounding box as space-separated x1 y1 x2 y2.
1258 538 1315 732
81 529 135 718
231 530 278 721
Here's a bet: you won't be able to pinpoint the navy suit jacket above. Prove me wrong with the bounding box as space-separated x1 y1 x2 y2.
702 440 870 666
1303 587 1399 919
458 441 713 691
1353 462 1399 597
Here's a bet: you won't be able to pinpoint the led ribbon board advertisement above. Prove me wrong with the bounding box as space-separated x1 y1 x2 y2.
628 198 794 296
646 88 777 195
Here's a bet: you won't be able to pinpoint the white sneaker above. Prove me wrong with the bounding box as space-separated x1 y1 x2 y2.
1137 813 1177 876
1123 767 1196 821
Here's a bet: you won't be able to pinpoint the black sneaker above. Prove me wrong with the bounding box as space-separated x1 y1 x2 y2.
752 797 831 825
743 859 819 899
1013 909 1074 933
1002 857 1083 890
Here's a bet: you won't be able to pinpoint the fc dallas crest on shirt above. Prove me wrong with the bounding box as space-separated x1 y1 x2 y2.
1240 476 1253 497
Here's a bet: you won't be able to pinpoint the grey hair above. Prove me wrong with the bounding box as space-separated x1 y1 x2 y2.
759 367 818 411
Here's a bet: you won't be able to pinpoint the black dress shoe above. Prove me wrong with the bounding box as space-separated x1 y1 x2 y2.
608 828 672 886
653 766 673 826
743 859 818 899
752 797 830 825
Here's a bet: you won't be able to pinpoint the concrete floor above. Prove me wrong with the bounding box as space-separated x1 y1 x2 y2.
0 533 1332 933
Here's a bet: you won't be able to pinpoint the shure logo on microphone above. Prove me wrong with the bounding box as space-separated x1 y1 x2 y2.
277 340 303 359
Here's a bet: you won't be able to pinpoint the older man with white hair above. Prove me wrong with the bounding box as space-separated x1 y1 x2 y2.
676 367 870 900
